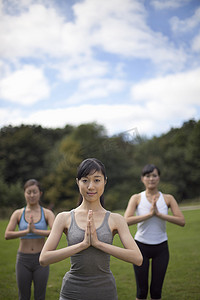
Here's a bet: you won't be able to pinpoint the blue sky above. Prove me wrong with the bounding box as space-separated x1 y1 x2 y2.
0 0 200 137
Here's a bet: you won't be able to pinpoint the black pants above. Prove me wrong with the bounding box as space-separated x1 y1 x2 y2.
16 252 49 300
134 240 169 299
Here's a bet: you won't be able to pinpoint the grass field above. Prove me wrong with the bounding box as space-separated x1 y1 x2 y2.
0 209 199 300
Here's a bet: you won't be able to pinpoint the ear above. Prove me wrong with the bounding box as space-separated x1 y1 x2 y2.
76 178 79 186
104 177 107 185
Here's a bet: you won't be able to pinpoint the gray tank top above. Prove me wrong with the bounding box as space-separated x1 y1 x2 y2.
59 209 118 300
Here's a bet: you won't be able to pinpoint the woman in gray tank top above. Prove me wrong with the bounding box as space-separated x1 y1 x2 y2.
40 158 143 300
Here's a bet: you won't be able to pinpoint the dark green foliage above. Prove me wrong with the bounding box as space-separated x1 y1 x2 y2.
0 119 199 210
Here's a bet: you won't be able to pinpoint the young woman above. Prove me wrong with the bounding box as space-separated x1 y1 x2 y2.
5 179 55 300
124 164 185 300
39 158 143 300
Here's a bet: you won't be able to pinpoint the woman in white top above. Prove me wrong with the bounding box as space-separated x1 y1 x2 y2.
124 164 185 300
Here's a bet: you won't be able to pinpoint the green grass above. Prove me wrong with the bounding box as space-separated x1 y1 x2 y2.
0 209 200 299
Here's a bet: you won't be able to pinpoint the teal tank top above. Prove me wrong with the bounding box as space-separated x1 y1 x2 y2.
19 206 47 239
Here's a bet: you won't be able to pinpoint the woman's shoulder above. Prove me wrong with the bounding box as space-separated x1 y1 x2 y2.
51 211 72 231
162 193 176 205
55 211 72 223
109 212 129 234
42 207 55 216
10 208 24 222
109 211 126 224
129 193 141 205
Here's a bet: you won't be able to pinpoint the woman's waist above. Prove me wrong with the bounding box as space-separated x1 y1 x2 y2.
19 238 45 253
70 261 111 276
67 268 113 279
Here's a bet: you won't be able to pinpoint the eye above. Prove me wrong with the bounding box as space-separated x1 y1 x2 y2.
81 179 88 183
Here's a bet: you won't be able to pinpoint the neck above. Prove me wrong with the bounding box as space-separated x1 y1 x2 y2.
79 201 103 212
145 188 158 195
26 203 40 210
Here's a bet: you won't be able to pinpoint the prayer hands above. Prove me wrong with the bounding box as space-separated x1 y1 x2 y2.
84 210 99 247
28 215 35 233
150 196 159 216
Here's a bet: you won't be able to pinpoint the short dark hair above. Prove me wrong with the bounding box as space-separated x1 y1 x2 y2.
77 158 106 207
141 164 161 177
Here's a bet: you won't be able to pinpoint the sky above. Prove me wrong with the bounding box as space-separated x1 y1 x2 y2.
0 0 200 138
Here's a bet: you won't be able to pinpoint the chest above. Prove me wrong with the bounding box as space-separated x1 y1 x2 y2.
75 212 106 230
137 193 168 215
23 208 42 223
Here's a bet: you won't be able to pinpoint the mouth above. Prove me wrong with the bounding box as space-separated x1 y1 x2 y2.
87 192 97 196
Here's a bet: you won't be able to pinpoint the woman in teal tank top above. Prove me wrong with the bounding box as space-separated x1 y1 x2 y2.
5 179 55 300
40 158 143 300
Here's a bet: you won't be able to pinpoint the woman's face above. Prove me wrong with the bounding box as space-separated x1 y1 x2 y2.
141 168 160 189
77 170 106 203
24 184 41 205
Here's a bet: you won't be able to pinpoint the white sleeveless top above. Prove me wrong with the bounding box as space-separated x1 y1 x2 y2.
134 191 168 245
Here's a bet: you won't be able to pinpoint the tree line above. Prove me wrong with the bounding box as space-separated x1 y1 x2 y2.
0 119 199 213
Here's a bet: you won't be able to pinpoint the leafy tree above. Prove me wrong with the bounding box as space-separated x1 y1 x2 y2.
0 120 199 209
0 124 74 183
42 136 83 209
0 177 24 208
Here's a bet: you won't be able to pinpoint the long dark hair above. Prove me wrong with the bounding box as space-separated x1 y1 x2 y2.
77 158 107 207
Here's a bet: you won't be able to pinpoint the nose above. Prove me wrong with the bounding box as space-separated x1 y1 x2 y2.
88 181 94 189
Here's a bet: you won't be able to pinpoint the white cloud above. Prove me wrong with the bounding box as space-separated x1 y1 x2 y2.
192 33 200 52
75 0 186 70
0 102 197 137
170 7 200 33
0 0 187 72
56 57 110 82
131 68 200 106
0 4 66 58
151 0 190 10
66 78 126 104
0 65 50 105
0 0 199 138
0 107 23 125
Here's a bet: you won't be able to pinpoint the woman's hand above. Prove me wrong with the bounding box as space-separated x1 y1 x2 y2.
83 211 92 247
28 215 35 233
150 196 159 216
88 210 99 247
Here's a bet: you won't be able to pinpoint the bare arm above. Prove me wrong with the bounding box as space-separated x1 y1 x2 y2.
124 194 153 226
39 212 90 266
5 210 29 240
90 211 143 266
155 194 185 226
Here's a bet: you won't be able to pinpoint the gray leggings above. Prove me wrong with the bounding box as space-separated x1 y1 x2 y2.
16 251 49 300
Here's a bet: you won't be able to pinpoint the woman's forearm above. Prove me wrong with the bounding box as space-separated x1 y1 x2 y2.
39 241 89 266
94 241 143 266
5 229 29 240
32 229 52 237
157 212 185 226
125 213 152 226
